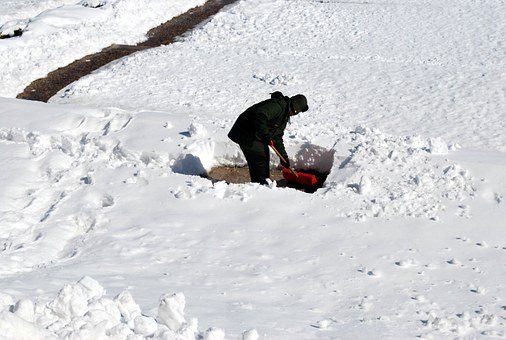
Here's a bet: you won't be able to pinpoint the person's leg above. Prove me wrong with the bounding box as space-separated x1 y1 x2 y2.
240 143 270 185
261 143 270 182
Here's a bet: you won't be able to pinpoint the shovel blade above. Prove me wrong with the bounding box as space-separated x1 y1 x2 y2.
282 168 317 186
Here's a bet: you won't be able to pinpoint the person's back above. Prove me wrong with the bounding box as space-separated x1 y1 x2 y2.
228 92 309 185
228 92 289 147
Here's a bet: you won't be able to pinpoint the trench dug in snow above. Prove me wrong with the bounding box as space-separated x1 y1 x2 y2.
198 143 334 193
203 166 329 193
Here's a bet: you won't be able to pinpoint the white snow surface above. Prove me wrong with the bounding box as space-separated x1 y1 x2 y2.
1 0 506 338
52 0 506 153
0 0 77 25
0 0 206 97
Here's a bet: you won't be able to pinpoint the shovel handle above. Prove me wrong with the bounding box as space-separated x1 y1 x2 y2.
269 144 298 177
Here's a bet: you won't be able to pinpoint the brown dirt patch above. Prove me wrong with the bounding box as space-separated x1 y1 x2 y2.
204 166 329 193
206 166 285 184
16 0 239 102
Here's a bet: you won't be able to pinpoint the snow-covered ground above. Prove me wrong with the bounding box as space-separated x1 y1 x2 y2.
0 0 206 98
0 0 77 25
0 0 505 339
52 0 506 153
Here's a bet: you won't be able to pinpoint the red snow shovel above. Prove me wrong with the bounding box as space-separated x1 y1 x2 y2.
269 144 317 186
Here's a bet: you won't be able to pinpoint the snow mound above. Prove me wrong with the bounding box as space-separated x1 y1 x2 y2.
0 276 249 339
0 19 27 38
172 139 215 175
318 126 475 220
421 309 502 338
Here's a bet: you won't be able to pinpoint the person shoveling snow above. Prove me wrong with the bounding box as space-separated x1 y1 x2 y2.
228 91 313 185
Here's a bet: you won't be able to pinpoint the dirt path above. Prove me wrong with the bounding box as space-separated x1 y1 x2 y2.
16 0 238 102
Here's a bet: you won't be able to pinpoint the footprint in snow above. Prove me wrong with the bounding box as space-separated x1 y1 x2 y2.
446 258 463 266
471 266 484 274
476 241 489 248
457 204 471 218
358 266 382 277
123 170 149 185
470 286 486 294
395 259 418 268
32 233 43 242
73 211 97 234
456 236 471 243
80 175 93 185
424 263 439 270
311 319 332 329
411 295 428 303
101 193 114 208
356 296 373 311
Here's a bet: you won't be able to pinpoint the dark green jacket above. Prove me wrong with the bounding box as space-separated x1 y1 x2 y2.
228 92 290 160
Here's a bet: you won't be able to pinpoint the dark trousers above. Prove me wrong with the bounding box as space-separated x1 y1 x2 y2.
240 143 270 185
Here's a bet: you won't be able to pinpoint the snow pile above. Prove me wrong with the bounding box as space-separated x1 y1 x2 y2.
421 309 502 338
0 276 246 339
0 19 27 38
0 0 206 97
321 126 475 220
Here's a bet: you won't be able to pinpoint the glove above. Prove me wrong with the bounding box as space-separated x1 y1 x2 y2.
280 158 290 169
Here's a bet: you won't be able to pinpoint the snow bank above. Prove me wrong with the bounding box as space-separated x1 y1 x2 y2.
0 0 206 97
0 276 248 339
320 126 475 220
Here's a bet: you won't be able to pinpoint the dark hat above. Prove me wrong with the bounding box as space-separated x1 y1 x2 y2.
290 94 308 113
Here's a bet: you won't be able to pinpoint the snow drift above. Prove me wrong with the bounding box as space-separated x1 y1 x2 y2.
0 276 255 339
